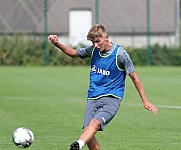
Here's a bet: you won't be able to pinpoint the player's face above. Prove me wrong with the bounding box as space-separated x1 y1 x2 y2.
92 34 108 52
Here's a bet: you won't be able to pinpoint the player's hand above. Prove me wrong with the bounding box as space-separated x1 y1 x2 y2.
143 101 158 115
48 35 59 46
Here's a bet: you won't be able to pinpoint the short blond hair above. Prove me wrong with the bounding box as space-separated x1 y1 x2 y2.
87 24 107 41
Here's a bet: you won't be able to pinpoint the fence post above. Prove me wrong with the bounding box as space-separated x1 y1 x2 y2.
146 0 151 65
175 0 180 47
44 0 48 65
95 0 99 24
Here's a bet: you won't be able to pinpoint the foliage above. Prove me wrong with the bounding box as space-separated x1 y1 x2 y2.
0 35 181 66
0 34 44 66
126 44 181 66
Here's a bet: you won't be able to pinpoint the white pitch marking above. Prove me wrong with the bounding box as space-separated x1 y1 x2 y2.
123 103 181 109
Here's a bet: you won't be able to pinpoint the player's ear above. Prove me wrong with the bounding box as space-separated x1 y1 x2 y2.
105 33 108 41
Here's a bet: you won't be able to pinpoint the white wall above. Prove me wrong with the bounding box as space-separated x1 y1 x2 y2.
58 34 175 48
109 35 175 48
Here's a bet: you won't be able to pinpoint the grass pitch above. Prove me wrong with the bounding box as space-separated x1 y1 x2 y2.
0 66 180 150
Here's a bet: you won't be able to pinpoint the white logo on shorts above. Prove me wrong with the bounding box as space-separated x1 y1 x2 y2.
102 117 106 123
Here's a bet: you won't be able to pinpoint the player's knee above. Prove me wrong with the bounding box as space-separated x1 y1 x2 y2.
89 119 101 132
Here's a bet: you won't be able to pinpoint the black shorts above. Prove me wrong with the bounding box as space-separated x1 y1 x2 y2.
83 96 121 131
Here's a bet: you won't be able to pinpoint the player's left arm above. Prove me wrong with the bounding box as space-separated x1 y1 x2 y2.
129 72 158 115
117 47 157 115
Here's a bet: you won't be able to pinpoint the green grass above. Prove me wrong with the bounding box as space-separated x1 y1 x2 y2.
0 66 181 150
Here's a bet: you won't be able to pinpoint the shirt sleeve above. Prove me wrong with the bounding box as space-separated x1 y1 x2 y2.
117 47 135 75
77 46 94 59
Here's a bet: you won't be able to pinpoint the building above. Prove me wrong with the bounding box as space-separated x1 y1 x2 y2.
0 0 179 47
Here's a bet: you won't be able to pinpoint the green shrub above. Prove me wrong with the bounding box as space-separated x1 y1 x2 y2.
127 44 181 66
0 35 181 66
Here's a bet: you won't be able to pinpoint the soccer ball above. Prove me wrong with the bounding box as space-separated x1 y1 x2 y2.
12 127 34 148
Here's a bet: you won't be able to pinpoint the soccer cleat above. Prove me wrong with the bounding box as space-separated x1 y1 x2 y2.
70 141 80 150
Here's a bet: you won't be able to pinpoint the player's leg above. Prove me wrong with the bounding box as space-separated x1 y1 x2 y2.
70 100 100 150
81 97 121 149
70 97 121 150
70 119 100 150
87 135 100 150
79 118 100 144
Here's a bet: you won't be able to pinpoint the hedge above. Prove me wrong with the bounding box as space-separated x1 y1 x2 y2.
0 35 181 66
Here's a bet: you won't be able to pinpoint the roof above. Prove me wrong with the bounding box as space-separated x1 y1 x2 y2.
0 0 176 35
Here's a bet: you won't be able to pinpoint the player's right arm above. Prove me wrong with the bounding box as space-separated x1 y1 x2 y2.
48 35 78 58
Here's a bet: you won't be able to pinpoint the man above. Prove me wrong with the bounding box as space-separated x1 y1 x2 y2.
48 24 158 150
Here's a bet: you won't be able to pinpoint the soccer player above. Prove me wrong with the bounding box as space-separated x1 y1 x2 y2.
48 24 158 150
